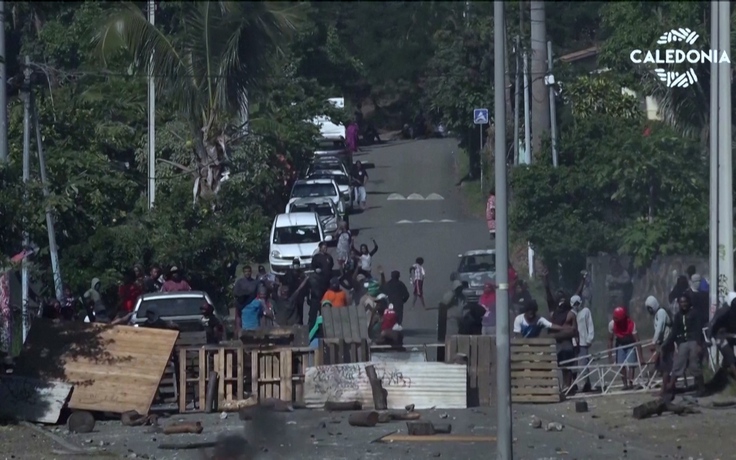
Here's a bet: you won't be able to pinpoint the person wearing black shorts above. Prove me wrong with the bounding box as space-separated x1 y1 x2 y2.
543 271 578 392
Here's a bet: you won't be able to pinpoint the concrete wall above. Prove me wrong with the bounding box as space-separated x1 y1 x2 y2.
585 255 708 339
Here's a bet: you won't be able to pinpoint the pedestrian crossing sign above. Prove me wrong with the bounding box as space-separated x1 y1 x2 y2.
474 108 489 125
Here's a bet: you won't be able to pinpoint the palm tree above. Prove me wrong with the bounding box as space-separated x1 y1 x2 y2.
95 1 304 202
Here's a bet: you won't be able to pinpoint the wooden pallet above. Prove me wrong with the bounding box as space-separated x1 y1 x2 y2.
156 331 208 409
445 335 494 406
177 346 315 413
510 338 562 404
320 338 370 365
321 306 369 341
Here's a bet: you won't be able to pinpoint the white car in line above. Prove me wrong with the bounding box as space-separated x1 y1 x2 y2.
306 168 352 210
285 197 339 234
288 178 346 217
268 212 333 274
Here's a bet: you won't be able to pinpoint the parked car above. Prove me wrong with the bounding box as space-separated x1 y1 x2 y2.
314 137 352 169
131 290 226 332
305 168 352 211
310 155 350 177
285 197 339 233
449 249 497 304
269 212 333 274
288 178 345 216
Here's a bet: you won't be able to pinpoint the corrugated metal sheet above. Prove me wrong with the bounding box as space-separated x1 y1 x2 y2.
371 351 427 363
304 362 467 410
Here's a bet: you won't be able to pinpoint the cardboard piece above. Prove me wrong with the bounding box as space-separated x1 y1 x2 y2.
0 375 73 423
15 320 178 414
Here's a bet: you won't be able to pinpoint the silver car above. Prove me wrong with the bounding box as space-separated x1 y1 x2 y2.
449 249 496 304
285 197 339 233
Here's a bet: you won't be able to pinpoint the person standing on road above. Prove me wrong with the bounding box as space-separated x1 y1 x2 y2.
486 193 496 244
322 277 350 308
664 293 705 397
571 294 594 392
479 282 496 336
646 295 674 397
607 306 642 390
706 292 736 381
272 279 309 327
353 239 378 278
335 222 352 269
161 266 192 292
377 267 410 326
351 161 369 210
311 242 334 279
410 257 426 309
544 272 578 392
513 300 568 338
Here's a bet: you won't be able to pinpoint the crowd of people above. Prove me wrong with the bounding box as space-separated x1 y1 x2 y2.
231 232 427 347
460 262 726 399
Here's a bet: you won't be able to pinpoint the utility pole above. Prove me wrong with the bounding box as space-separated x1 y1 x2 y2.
0 1 7 163
32 94 63 301
709 0 719 322
529 1 549 158
147 0 156 210
546 41 558 167
21 56 31 342
513 36 520 165
522 52 531 164
494 2 512 459
717 1 733 305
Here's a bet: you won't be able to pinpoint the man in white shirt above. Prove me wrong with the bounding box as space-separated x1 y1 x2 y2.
513 300 567 339
571 294 594 392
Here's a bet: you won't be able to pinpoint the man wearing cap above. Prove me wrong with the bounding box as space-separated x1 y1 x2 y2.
646 295 673 397
663 292 705 397
161 266 192 292
377 266 410 326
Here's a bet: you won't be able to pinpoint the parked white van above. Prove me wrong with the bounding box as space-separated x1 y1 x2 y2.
269 212 333 274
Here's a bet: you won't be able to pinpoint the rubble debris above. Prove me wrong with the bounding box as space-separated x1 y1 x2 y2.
575 401 589 413
544 422 564 432
67 411 95 433
163 421 203 435
220 395 258 412
365 365 388 410
158 441 217 450
405 404 415 412
632 400 701 420
348 411 380 427
324 401 362 411
530 416 542 429
406 421 451 435
121 411 158 427
376 410 421 423
205 371 219 413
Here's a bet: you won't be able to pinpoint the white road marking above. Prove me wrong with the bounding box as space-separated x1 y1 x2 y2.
425 193 445 200
406 193 424 200
387 193 406 200
394 219 457 224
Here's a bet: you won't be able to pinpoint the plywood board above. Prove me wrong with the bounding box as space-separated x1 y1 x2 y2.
304 362 467 410
15 320 178 414
0 375 72 424
321 306 369 341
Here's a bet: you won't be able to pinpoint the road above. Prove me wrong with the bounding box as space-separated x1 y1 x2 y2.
350 138 490 343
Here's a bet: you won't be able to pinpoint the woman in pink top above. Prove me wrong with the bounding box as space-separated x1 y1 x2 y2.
346 122 359 153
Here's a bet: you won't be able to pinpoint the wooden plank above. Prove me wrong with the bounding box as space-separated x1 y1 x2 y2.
348 306 361 343
0 376 72 424
510 338 556 346
456 335 471 363
198 348 206 410
510 353 557 362
14 320 178 415
250 351 259 398
178 349 187 412
511 386 560 395
511 378 559 387
381 434 496 443
280 350 293 402
512 394 562 403
236 348 245 401
510 370 558 379
444 336 457 364
217 349 226 404
337 308 349 340
357 307 369 340
477 336 492 407
467 336 478 404
322 307 336 338
510 361 557 370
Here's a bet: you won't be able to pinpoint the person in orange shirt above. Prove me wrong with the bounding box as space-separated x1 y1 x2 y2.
322 277 351 308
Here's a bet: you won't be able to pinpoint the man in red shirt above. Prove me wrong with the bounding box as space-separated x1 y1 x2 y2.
118 270 142 314
161 266 192 293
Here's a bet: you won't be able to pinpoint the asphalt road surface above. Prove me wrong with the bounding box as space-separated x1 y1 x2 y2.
351 138 490 344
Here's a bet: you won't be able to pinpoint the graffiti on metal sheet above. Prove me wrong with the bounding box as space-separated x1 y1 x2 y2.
379 369 412 388
311 364 363 398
